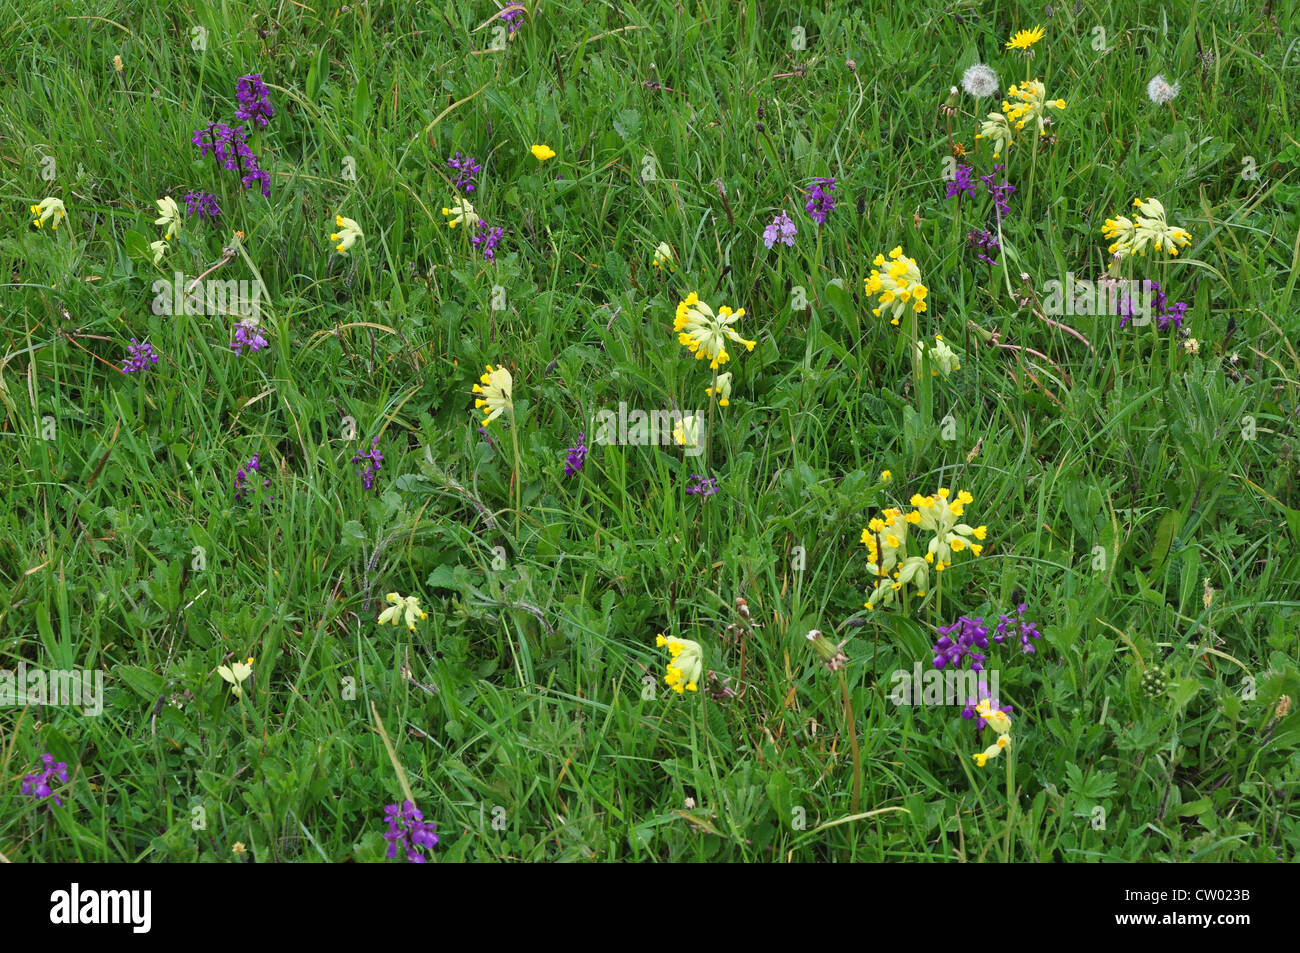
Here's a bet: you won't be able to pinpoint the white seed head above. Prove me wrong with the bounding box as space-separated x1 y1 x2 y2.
1147 74 1180 105
961 63 1000 98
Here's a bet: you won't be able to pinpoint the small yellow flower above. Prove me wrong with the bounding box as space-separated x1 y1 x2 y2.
652 241 675 271
440 198 479 229
471 364 514 426
330 214 364 254
1005 25 1045 51
217 658 254 697
154 196 183 241
916 334 961 377
232 841 247 856
706 371 732 407
30 197 66 230
673 414 702 449
975 111 1013 158
377 592 429 631
973 733 1011 767
657 633 703 694
880 469 893 483
530 144 556 161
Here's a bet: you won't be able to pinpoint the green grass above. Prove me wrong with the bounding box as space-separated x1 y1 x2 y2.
1 0 1299 862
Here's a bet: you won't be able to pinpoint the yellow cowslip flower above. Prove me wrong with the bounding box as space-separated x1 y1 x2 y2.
653 242 675 271
30 197 66 230
864 246 928 326
377 592 428 631
673 292 756 370
1102 196 1192 259
977 699 1012 736
150 240 168 265
706 371 732 407
672 414 702 450
973 733 1011 767
217 657 255 697
1002 79 1065 138
916 334 961 377
154 196 183 241
861 506 910 578
471 364 513 427
440 198 479 229
530 144 556 161
1005 25 1045 51
906 487 986 572
656 633 703 694
864 555 929 612
975 111 1013 158
330 214 364 254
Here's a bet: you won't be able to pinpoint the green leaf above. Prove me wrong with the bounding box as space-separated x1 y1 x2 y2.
117 665 166 701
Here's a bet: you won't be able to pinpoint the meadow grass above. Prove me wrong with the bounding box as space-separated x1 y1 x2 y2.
1 0 1299 861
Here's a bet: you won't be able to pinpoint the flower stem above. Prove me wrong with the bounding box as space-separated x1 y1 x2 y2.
509 413 522 540
839 669 863 814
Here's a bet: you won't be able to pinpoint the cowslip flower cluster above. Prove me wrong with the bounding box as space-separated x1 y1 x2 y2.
804 177 836 225
916 334 961 377
673 293 756 370
763 210 797 248
652 241 675 270
21 753 69 807
860 507 930 611
705 371 731 407
352 436 384 490
672 415 702 450
908 487 985 571
121 338 159 374
30 197 67 230
864 247 929 325
331 214 364 254
963 679 1014 730
154 196 183 241
472 364 513 427
235 73 275 127
442 197 479 229
972 699 1012 766
217 657 255 697
378 593 428 631
383 801 439 862
656 633 703 694
1002 80 1066 138
1102 197 1192 259
975 112 1013 159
